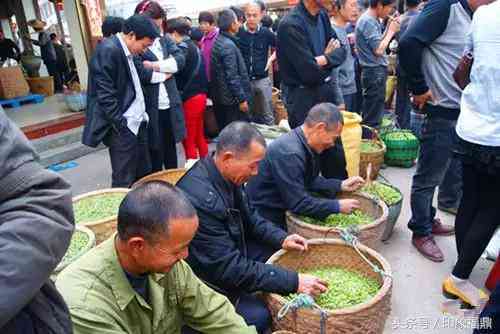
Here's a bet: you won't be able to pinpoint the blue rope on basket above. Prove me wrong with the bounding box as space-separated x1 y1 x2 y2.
277 294 328 334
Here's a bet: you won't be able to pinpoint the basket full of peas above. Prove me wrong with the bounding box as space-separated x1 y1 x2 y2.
381 129 419 167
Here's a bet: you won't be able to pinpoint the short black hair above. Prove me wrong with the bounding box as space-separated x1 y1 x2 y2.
217 9 237 32
261 15 273 28
50 33 57 40
230 6 246 23
304 103 344 128
216 122 266 156
190 27 204 42
198 11 215 25
102 16 125 38
406 0 421 8
166 17 191 36
122 14 160 40
118 181 197 244
369 0 396 8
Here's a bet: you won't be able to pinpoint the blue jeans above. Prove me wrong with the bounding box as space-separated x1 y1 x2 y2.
343 93 358 114
361 66 387 130
408 116 462 236
395 72 412 129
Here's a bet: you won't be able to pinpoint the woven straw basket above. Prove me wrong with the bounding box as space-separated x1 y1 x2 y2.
359 126 386 181
73 188 129 245
134 168 187 186
273 331 296 334
265 239 392 334
286 193 389 250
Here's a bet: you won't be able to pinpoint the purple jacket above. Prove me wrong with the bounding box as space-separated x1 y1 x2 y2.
201 28 219 82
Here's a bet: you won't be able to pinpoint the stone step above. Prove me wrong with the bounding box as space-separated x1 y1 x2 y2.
31 126 84 154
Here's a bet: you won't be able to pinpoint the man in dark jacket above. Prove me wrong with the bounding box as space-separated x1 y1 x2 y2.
211 9 252 129
82 15 167 187
237 2 277 125
0 107 74 333
177 122 328 333
247 103 364 229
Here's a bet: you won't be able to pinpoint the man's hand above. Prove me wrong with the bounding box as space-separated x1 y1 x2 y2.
412 90 434 110
282 234 308 252
341 176 365 192
239 101 249 113
324 39 341 55
387 17 401 35
265 51 277 72
297 274 329 297
143 60 160 72
339 199 361 214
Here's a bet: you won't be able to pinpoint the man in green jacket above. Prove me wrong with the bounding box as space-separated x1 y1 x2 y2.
56 181 256 334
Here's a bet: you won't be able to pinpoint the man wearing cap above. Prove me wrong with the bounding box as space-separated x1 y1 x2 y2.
82 15 170 188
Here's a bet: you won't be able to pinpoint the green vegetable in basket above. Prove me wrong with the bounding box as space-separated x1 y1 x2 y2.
301 210 373 228
383 131 417 141
287 267 381 309
361 181 402 206
360 141 381 153
74 193 126 224
381 117 393 128
61 230 90 264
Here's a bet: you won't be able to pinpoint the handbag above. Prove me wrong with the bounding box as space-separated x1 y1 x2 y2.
453 52 473 90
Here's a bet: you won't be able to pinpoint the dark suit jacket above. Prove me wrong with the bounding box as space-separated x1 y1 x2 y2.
82 35 153 148
139 36 186 149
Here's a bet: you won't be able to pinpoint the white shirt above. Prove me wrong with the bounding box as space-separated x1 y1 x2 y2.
456 1 500 147
117 34 149 136
149 38 179 110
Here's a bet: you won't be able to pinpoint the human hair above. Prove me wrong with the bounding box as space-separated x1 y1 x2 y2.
50 33 56 40
216 122 266 156
304 103 344 129
190 27 204 42
134 0 166 20
261 15 273 28
256 0 267 12
406 0 421 8
102 16 124 37
118 181 197 244
198 11 215 25
369 0 396 8
217 9 237 32
230 6 246 23
122 14 160 40
166 17 191 36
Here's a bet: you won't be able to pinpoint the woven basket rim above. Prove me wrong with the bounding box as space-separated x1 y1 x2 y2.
134 168 187 186
286 193 389 234
72 188 129 226
266 238 392 315
360 139 387 156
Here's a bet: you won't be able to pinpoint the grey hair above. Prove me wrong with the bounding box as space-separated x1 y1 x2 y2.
215 121 267 156
217 9 237 31
304 103 344 129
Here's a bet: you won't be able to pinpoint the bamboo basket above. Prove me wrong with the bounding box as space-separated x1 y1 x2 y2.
265 239 392 334
73 188 129 245
359 126 386 180
275 99 288 125
286 193 388 250
134 168 187 186
273 331 296 334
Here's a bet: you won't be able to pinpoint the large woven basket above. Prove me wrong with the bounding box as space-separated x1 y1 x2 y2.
134 168 187 186
381 129 419 168
286 193 389 250
359 126 386 180
273 331 296 334
73 188 129 245
265 239 392 334
275 99 288 124
53 225 95 276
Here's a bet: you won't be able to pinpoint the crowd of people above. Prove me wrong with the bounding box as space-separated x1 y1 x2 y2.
1 0 500 333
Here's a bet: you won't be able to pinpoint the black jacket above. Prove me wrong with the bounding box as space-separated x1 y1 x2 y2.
177 157 299 299
0 109 74 333
140 36 186 148
277 1 347 88
82 35 153 148
246 128 342 228
236 25 276 80
210 31 251 106
175 37 208 101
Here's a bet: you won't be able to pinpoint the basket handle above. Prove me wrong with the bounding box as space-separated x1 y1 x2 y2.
362 125 381 142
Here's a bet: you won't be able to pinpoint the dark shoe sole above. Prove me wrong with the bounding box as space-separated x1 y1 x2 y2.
442 288 475 309
412 240 445 262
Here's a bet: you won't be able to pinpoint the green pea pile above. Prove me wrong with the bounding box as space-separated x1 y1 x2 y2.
360 141 381 153
301 210 373 228
74 193 126 224
381 117 394 128
287 267 381 310
362 181 402 206
61 230 90 264
383 131 417 141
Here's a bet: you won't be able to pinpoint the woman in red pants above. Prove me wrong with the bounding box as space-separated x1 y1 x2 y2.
168 18 209 160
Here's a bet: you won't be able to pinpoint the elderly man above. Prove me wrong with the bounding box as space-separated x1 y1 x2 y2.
0 108 74 333
247 103 364 229
177 122 328 333
56 181 255 334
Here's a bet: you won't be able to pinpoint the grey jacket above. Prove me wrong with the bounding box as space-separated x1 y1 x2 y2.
0 108 75 333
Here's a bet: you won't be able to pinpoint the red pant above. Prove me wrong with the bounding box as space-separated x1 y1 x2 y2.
182 94 208 160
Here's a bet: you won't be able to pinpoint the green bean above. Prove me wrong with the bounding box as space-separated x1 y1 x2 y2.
361 181 402 206
301 210 373 228
61 230 90 263
360 141 381 153
74 193 126 224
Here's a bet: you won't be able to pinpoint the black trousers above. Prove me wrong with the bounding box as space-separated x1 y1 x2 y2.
44 59 63 92
151 109 178 172
452 160 500 279
214 103 250 131
108 122 151 188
